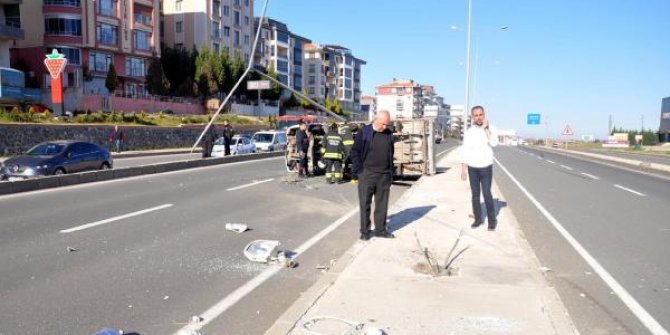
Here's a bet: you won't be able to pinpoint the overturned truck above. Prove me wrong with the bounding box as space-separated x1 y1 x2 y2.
285 118 436 177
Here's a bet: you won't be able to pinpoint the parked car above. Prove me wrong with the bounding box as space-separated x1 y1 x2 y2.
252 130 288 152
0 140 113 181
211 135 256 157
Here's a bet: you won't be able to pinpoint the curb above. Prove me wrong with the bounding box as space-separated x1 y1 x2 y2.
0 151 284 196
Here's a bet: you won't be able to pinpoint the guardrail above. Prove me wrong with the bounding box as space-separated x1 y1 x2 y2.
0 151 285 196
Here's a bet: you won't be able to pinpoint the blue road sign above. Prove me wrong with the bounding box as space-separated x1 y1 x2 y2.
527 113 541 125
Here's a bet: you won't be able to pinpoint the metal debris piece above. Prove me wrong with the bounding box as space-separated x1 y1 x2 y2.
66 246 78 252
414 232 438 276
225 223 249 233
539 266 551 273
243 240 280 263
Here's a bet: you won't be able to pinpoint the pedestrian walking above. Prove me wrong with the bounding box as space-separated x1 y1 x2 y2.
296 120 309 178
202 124 218 158
222 120 234 156
351 110 395 240
460 105 499 230
324 123 344 184
108 125 124 153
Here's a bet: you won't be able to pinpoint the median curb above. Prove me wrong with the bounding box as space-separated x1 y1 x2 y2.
0 151 284 196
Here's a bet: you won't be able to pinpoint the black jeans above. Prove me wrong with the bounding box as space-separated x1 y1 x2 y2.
358 170 392 234
468 165 497 227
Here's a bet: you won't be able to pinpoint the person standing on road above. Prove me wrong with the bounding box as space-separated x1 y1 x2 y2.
324 123 344 184
222 120 234 156
108 125 124 153
202 124 218 158
351 110 395 240
460 105 499 231
296 120 309 178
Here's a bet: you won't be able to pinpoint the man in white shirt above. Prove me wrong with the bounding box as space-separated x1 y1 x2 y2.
460 106 499 230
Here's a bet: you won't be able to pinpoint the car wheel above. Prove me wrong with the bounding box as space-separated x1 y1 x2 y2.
54 168 66 175
100 162 111 170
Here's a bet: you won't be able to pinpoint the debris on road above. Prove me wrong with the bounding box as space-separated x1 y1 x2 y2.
94 328 123 335
316 259 336 272
66 246 78 252
539 266 552 273
244 240 280 263
225 223 249 233
301 315 387 335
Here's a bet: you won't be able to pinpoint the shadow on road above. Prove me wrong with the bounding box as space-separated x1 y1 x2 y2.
387 205 436 233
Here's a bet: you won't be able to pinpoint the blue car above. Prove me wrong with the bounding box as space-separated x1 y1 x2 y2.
0 140 113 181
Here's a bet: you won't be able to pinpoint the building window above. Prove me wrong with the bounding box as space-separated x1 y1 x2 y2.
96 23 118 45
244 16 249 26
96 0 117 17
244 0 249 6
44 17 82 36
234 30 240 46
234 11 240 26
244 34 249 45
212 21 220 38
223 26 230 37
308 76 315 85
89 51 112 72
396 99 404 111
50 47 81 65
277 60 289 73
234 0 240 5
43 0 81 7
223 5 229 16
125 57 146 77
308 64 315 74
213 42 220 54
213 0 221 16
276 31 289 43
176 21 183 33
134 12 151 26
133 30 151 50
308 87 315 95
175 0 182 11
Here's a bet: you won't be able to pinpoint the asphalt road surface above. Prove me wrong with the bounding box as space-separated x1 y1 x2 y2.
494 145 670 335
0 142 453 334
578 148 670 166
113 152 212 169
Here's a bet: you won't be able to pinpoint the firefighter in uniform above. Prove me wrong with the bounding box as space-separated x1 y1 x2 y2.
340 122 355 179
324 123 344 184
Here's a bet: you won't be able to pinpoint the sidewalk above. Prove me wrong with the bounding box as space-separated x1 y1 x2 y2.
266 150 578 335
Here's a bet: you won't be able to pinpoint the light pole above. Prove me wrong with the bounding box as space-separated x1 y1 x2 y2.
471 26 508 106
463 0 473 127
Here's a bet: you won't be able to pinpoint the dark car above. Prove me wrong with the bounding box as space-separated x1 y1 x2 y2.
0 140 113 181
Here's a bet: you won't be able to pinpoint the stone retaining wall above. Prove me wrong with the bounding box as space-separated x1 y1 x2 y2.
0 123 267 155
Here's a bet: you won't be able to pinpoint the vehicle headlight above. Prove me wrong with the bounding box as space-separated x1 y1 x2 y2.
23 167 36 176
35 164 49 170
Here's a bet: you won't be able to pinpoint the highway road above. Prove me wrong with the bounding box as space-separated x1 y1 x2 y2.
494 145 670 335
113 152 213 169
0 142 453 334
577 148 670 166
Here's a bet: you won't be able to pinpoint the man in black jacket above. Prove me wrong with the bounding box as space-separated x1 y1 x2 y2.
295 120 309 178
351 110 395 240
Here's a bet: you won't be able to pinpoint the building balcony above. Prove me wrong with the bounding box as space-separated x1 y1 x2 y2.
133 0 153 7
0 16 22 40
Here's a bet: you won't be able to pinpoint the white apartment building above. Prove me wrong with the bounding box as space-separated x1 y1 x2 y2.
254 18 310 93
375 79 422 120
304 44 365 112
162 0 254 61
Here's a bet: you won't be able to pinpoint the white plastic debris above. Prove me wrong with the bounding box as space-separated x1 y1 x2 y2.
95 328 123 335
539 266 551 273
243 240 280 263
225 223 249 233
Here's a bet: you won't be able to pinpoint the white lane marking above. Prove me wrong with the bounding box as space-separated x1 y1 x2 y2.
494 158 668 335
546 160 556 164
226 178 274 191
560 164 574 170
60 204 173 233
614 184 646 197
581 173 600 180
173 207 359 334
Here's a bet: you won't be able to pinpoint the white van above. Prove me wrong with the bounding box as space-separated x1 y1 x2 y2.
252 130 288 152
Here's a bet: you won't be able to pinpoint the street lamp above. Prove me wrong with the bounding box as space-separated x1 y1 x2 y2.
471 26 508 106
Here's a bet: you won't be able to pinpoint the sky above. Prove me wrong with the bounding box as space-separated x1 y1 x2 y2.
255 0 670 140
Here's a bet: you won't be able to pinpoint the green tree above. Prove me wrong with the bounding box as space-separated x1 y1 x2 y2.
286 92 299 108
194 46 219 99
331 98 341 114
324 96 332 111
145 52 170 95
161 45 197 97
231 53 247 99
300 89 312 110
105 63 119 94
220 50 234 97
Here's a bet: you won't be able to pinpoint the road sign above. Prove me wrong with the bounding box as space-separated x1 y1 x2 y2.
527 113 541 125
247 80 271 90
562 124 574 136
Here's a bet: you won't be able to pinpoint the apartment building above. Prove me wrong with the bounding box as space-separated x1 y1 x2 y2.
162 0 254 61
254 17 309 93
0 0 23 68
12 0 160 99
304 44 365 112
375 79 423 120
